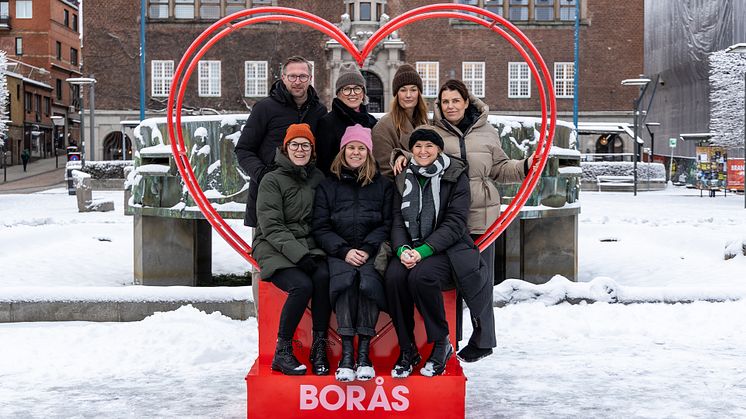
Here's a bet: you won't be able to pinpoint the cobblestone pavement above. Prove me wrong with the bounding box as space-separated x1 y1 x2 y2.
0 157 66 194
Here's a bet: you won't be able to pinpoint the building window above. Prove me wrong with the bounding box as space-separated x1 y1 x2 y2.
24 92 32 112
151 60 175 97
244 61 268 97
34 94 41 112
148 0 169 19
198 60 221 97
15 37 22 55
508 62 530 98
462 62 485 98
64 9 69 26
554 62 574 98
200 0 221 19
16 0 32 19
70 48 78 66
360 2 372 20
44 97 50 115
454 0 578 23
56 42 62 60
174 0 195 19
73 14 78 31
416 61 439 98
0 1 8 21
56 79 63 100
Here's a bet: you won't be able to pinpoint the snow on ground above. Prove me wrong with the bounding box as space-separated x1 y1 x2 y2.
2 302 746 418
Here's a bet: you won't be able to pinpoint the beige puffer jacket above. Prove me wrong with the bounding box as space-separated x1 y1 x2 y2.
371 112 415 178
432 95 526 234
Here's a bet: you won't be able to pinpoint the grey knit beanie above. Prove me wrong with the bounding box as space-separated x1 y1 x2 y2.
335 63 366 94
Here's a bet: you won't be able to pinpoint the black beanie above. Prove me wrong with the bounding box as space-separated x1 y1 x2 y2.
392 64 423 95
409 127 444 150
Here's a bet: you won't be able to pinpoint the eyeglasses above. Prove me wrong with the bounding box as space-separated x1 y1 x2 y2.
341 86 364 96
284 74 310 83
287 142 312 151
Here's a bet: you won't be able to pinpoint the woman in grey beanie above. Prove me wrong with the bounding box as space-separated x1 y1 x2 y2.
316 62 378 175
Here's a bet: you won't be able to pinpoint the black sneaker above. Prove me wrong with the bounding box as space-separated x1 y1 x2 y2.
456 343 493 363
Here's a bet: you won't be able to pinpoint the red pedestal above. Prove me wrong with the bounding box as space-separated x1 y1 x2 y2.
246 281 466 418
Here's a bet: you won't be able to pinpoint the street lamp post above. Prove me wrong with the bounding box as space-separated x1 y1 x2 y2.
66 77 97 164
645 122 660 191
622 78 652 196
725 43 746 209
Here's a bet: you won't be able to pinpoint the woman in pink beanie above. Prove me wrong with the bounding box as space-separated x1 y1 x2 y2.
313 124 394 382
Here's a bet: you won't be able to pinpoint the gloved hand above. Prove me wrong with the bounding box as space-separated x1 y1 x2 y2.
297 254 318 276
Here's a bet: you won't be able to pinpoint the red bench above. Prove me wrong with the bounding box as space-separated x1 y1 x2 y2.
246 280 466 418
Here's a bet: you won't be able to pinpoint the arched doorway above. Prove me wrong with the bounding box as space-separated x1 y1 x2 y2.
595 134 624 161
361 70 384 113
102 131 133 160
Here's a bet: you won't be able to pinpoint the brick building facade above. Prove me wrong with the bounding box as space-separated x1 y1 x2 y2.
82 0 644 159
0 0 82 165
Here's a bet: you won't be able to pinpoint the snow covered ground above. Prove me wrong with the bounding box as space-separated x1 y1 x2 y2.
2 186 746 417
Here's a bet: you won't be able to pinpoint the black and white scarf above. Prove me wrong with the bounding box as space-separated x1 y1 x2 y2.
401 154 451 245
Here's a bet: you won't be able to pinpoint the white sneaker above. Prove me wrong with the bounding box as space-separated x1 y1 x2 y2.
335 367 355 382
355 365 375 381
420 361 436 377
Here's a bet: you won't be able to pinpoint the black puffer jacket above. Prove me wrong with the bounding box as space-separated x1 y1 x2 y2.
313 167 393 310
392 157 492 327
315 98 378 175
235 80 327 227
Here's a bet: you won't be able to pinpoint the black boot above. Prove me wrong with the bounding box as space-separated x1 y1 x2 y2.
310 330 330 376
335 336 355 382
420 336 453 377
271 337 307 376
391 344 422 378
355 335 375 381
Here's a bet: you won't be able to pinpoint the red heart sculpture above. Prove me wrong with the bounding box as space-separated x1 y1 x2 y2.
166 4 556 270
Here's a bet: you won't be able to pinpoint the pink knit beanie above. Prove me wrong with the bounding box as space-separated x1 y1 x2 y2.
340 124 373 151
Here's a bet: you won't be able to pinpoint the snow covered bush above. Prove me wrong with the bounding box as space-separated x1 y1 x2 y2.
0 51 8 148
581 161 667 182
709 50 746 148
79 160 133 179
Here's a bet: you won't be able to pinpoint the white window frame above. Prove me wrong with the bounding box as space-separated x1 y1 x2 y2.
198 60 221 97
508 62 530 98
462 61 485 98
244 61 268 97
554 62 574 99
151 60 174 97
16 0 32 19
174 0 195 19
416 61 440 98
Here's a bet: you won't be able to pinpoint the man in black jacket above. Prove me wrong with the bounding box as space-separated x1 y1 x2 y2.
235 56 327 227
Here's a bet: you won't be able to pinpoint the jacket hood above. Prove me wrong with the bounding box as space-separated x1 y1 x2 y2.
269 79 321 109
433 94 489 135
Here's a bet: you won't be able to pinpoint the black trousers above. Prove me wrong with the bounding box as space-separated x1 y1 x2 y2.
335 274 379 337
271 264 331 340
470 235 497 349
385 255 453 349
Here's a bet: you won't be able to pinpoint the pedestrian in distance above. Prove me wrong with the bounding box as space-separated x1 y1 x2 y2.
315 63 378 176
21 148 30 172
251 123 332 376
372 63 429 178
235 55 327 228
385 127 484 378
313 124 393 382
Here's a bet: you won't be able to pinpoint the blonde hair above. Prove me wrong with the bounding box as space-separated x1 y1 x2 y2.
390 87 429 137
330 146 377 186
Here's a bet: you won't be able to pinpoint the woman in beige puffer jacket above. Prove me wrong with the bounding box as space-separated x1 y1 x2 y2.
431 79 530 235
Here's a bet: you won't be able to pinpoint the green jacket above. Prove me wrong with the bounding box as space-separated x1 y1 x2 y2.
252 148 326 280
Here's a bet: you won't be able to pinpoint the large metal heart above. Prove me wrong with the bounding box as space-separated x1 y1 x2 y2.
166 3 556 269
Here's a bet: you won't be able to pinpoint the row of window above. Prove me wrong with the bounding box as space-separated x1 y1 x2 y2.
23 91 51 116
145 0 579 23
148 0 274 20
13 37 78 66
151 59 575 99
